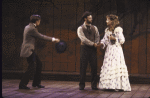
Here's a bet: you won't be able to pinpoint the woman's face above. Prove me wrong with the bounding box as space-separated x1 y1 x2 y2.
106 18 112 26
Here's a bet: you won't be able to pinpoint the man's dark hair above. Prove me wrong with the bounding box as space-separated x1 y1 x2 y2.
82 11 92 21
30 15 41 23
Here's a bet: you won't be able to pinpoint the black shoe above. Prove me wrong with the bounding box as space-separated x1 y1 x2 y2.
19 85 30 89
79 86 84 90
32 84 45 88
92 87 99 90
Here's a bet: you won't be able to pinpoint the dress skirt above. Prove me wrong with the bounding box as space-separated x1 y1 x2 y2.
99 44 131 91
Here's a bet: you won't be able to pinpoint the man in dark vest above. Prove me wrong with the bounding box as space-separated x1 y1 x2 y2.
77 11 100 90
19 15 60 89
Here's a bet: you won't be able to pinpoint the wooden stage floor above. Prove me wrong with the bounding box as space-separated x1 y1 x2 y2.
2 79 150 98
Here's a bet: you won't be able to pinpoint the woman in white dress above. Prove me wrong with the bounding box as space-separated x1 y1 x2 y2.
99 14 131 91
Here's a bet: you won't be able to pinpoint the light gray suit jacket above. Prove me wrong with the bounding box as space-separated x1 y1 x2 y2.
20 23 53 57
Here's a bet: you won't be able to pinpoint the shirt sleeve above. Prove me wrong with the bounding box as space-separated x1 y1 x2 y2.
52 37 56 42
77 26 95 46
94 26 100 44
114 27 125 44
30 28 53 41
100 28 110 49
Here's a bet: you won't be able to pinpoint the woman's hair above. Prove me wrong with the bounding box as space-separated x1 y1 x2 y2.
106 14 120 32
30 15 41 23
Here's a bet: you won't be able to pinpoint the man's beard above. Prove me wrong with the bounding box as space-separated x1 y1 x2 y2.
87 20 92 24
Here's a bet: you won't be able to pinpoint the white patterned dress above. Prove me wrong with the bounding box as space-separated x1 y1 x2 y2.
99 26 131 91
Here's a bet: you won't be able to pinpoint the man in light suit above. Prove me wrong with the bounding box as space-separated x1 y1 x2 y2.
19 15 60 89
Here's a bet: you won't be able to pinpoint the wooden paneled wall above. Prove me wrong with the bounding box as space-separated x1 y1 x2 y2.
2 0 150 74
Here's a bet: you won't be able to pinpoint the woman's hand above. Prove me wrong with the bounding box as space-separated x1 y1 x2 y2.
109 34 116 41
99 43 104 49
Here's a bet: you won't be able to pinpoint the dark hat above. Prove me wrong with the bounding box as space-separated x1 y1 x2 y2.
55 40 67 53
82 11 92 20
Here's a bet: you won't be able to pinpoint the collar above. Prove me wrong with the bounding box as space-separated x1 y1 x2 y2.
33 23 36 27
83 22 91 28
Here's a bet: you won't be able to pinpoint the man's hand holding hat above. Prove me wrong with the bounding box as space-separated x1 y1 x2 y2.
52 37 60 43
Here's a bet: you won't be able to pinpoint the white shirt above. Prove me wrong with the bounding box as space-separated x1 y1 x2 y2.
77 22 100 46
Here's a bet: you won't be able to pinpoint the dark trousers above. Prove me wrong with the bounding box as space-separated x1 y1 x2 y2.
19 52 42 86
79 45 97 88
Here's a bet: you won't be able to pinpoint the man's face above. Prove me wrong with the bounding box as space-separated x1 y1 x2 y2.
85 15 92 24
36 20 41 26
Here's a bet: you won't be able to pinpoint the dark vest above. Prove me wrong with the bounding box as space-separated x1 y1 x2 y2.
81 25 96 43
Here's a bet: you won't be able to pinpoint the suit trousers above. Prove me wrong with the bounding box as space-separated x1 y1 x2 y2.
79 45 97 88
19 51 42 86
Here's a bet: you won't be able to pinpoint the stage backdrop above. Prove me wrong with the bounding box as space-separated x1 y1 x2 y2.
2 0 150 75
